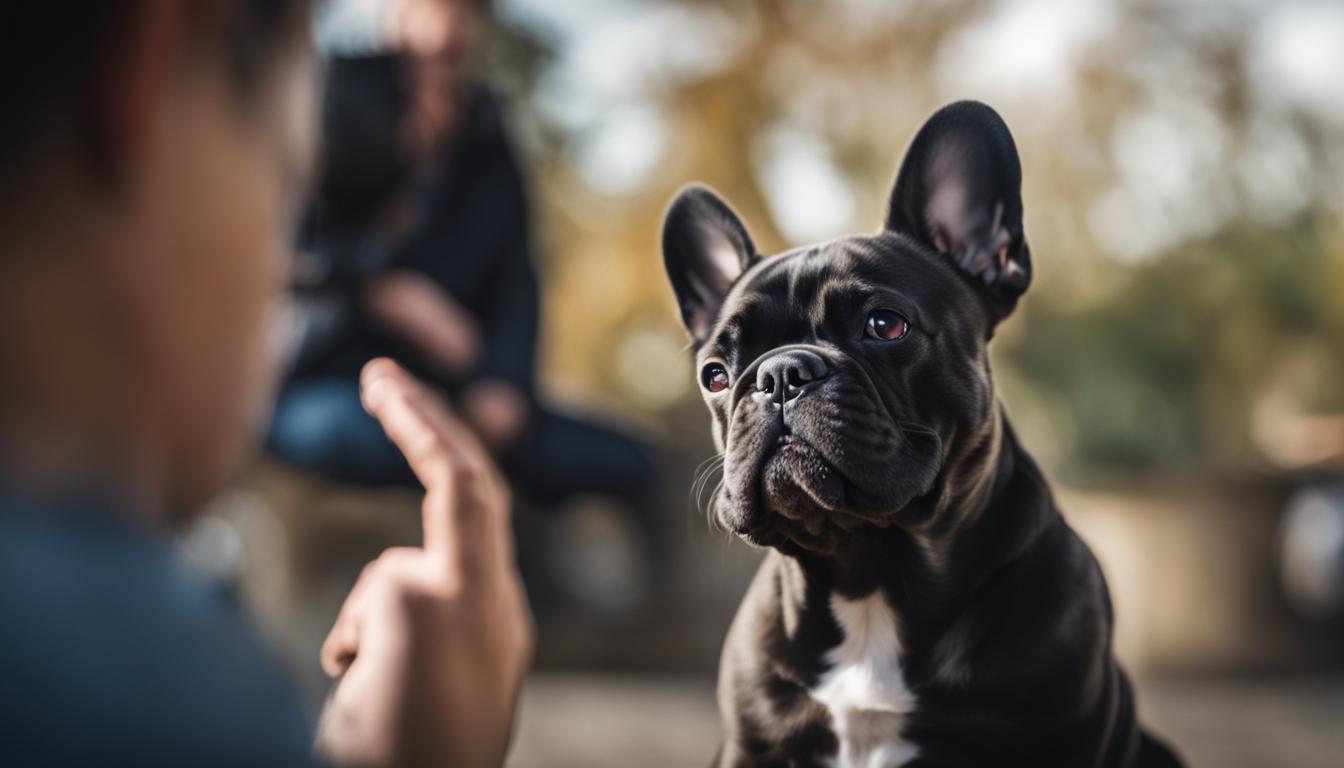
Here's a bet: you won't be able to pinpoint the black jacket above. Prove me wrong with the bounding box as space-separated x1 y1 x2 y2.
291 54 539 398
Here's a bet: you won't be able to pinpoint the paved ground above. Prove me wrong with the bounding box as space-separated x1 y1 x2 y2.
221 467 1344 766
508 673 1344 768
1141 676 1344 768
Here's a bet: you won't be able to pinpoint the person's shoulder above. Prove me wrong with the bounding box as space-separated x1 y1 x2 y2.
0 504 317 767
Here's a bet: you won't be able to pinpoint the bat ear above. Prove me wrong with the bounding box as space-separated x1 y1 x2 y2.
886 101 1031 324
662 184 757 340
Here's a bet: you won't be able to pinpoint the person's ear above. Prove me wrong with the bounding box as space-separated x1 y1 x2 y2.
662 185 758 340
885 100 1031 324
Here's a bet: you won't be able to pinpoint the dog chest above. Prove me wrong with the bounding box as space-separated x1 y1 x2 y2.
809 592 919 768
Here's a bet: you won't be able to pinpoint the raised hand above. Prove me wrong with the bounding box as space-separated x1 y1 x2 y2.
315 358 533 768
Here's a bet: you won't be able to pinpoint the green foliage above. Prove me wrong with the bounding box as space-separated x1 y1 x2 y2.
1004 217 1343 472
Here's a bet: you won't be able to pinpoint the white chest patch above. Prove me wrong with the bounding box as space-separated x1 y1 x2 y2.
809 592 919 768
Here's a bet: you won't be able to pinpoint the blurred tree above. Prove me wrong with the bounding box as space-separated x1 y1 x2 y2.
486 0 1344 474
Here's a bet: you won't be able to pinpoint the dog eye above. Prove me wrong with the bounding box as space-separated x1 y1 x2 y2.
865 309 911 341
701 362 730 393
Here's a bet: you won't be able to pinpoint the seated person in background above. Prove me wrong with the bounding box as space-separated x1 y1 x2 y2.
0 2 531 766
268 0 660 523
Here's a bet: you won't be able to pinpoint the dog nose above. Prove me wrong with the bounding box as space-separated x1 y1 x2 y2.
756 350 830 404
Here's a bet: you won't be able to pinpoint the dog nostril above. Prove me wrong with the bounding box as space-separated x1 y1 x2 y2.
756 351 830 402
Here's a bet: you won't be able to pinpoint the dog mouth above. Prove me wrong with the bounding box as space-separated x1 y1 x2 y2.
715 358 945 554
764 433 845 512
730 432 876 553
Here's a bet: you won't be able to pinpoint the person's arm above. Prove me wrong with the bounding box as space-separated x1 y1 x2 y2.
315 359 533 768
362 268 481 377
472 142 539 397
459 143 539 451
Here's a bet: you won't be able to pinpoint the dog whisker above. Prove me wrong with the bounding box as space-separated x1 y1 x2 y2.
689 453 727 530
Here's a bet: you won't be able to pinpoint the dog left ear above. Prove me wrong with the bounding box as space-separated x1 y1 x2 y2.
885 101 1031 323
662 184 758 340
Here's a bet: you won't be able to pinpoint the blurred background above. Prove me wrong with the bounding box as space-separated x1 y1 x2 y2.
189 0 1344 765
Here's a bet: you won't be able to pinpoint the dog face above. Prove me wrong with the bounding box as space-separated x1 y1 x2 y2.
663 102 1032 555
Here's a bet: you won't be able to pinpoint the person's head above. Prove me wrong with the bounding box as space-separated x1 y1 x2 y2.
394 0 489 153
0 1 315 517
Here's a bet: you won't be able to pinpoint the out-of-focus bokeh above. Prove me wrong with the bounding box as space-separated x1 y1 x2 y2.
202 0 1344 765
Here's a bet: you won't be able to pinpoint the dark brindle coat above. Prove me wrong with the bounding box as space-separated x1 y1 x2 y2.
662 101 1183 768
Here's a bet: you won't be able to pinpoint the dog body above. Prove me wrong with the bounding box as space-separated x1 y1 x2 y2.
662 102 1182 768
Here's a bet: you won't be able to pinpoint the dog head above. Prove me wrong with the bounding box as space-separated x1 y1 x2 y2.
663 101 1031 555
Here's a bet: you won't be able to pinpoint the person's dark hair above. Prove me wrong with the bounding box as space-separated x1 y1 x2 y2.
0 1 307 173
316 54 411 231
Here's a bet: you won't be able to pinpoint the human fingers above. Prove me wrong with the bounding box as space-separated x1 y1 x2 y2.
363 358 506 514
321 557 381 677
361 359 482 561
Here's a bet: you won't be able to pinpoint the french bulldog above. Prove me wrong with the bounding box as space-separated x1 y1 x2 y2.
662 101 1183 768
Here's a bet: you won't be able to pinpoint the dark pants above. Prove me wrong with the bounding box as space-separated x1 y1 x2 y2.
265 377 659 515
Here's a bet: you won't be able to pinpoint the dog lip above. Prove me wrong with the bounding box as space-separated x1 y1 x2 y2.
733 518 779 547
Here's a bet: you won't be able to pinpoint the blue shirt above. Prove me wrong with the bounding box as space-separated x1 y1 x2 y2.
0 489 318 767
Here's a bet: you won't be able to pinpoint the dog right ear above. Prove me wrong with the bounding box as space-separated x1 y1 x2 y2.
885 101 1031 325
662 184 757 340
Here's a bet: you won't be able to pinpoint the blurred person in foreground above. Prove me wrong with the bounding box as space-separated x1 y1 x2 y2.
268 0 660 529
0 2 531 767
